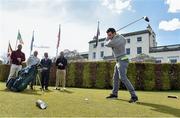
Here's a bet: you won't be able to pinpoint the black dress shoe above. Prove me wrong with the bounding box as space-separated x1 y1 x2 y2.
129 96 138 103
106 94 118 99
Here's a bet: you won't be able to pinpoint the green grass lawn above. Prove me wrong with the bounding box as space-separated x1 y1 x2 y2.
0 82 180 117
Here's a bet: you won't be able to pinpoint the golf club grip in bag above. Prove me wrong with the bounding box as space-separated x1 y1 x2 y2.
6 65 38 92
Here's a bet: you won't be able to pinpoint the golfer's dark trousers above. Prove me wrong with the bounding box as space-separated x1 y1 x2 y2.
112 60 137 98
41 71 50 89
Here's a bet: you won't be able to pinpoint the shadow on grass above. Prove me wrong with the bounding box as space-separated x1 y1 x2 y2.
58 89 74 94
118 98 180 117
137 102 180 117
0 88 42 96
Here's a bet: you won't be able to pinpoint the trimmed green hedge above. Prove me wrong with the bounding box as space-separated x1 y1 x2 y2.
0 62 180 90
0 64 10 82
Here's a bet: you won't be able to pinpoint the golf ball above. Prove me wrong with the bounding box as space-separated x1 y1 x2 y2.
85 98 88 101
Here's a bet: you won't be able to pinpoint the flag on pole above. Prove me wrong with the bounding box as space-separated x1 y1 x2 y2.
30 31 34 53
57 24 61 49
8 41 13 55
95 21 100 47
56 24 61 57
7 41 13 64
17 30 24 44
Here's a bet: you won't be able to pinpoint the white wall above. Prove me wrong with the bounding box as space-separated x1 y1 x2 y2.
89 32 152 61
88 29 180 63
88 41 112 61
125 33 150 58
150 51 180 63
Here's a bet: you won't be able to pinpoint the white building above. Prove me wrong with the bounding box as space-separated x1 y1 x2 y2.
88 25 180 63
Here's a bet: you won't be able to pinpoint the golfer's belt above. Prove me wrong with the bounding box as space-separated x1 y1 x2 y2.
116 55 129 61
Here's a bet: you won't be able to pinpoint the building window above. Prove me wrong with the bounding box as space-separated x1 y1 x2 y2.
127 39 130 43
168 56 179 64
93 44 96 48
93 52 96 59
170 59 177 64
126 48 130 55
153 40 156 45
100 51 104 58
137 47 142 54
101 43 104 47
137 37 142 42
155 60 161 64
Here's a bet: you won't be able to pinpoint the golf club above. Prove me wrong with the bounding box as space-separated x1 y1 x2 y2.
117 16 150 32
167 95 178 99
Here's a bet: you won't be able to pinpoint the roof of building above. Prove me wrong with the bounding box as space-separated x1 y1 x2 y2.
79 51 89 55
89 30 151 43
80 52 89 59
103 55 115 60
89 38 106 44
149 44 180 53
122 30 151 37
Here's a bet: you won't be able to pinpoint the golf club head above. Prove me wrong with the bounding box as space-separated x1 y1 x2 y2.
143 16 150 22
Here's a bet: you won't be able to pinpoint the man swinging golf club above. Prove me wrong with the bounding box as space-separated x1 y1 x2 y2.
105 28 138 103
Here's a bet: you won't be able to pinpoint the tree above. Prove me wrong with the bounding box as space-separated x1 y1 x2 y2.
0 53 10 64
59 49 85 62
131 53 155 63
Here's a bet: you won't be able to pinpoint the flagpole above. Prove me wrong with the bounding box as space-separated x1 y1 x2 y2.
8 40 13 64
15 30 19 50
56 24 61 58
95 21 100 47
56 48 58 58
30 30 34 56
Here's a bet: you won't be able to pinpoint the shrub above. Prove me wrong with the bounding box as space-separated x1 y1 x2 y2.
0 64 10 82
154 64 163 90
135 63 145 90
143 63 155 90
162 64 170 90
0 62 180 90
95 62 108 89
82 62 91 88
66 63 76 87
74 62 84 87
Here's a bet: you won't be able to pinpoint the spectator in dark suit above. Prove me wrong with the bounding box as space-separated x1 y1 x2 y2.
40 52 52 90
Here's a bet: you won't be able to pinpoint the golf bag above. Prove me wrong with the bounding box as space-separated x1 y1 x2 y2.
6 65 38 92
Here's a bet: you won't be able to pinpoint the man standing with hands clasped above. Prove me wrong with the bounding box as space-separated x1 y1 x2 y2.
55 51 67 90
40 52 52 90
105 28 138 103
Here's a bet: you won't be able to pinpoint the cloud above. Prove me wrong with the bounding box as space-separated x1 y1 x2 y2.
165 0 180 13
100 0 132 14
0 0 109 58
0 0 67 18
0 0 127 58
159 18 180 31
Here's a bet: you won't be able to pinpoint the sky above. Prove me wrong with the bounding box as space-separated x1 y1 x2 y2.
0 0 180 59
